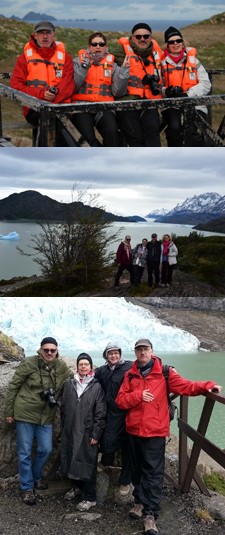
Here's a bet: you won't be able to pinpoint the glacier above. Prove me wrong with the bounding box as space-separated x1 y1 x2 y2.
0 297 200 357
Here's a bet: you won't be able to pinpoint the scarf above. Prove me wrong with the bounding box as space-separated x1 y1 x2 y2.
73 371 94 398
123 240 132 259
137 357 154 377
129 38 154 60
164 47 186 64
162 240 171 256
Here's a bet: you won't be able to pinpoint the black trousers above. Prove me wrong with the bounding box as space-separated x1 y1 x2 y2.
147 261 160 286
114 264 134 286
129 435 165 518
102 442 131 486
161 261 175 285
162 108 207 147
117 108 161 146
71 111 121 146
133 265 145 286
71 463 97 501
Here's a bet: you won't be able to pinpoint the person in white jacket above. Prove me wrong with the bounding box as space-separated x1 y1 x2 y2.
161 26 211 146
160 233 178 287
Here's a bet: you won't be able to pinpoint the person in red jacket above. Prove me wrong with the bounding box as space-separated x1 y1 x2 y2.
114 235 135 288
10 21 75 133
116 338 222 535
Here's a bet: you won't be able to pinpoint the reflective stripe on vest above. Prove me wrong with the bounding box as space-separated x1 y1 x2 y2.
161 48 198 91
118 37 162 99
73 51 115 102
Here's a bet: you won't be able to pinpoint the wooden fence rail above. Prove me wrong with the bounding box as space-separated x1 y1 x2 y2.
0 68 225 146
167 391 225 495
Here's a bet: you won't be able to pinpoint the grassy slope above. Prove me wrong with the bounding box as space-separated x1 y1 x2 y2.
0 13 224 144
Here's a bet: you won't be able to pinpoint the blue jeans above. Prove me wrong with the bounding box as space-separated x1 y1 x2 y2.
16 421 53 491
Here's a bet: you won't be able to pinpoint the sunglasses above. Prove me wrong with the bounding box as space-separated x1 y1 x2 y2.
168 38 183 44
42 348 57 354
90 42 106 47
134 34 151 40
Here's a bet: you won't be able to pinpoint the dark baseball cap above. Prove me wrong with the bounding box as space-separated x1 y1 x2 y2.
134 338 152 349
34 21 55 32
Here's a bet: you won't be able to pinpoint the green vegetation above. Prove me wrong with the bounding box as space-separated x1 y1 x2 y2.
203 472 225 496
174 232 225 288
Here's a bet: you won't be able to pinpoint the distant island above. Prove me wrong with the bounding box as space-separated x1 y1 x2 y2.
0 11 97 22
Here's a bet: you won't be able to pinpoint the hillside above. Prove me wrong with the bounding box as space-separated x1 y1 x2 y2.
194 217 225 233
0 190 145 223
0 12 225 69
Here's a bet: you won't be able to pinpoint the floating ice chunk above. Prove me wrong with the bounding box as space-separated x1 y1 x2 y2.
0 232 20 240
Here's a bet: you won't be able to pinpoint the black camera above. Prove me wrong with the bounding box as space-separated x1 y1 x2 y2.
40 388 57 408
165 85 185 98
49 86 57 94
142 74 160 95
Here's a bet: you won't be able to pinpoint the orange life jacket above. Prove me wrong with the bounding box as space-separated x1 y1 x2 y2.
118 37 162 100
73 50 115 102
161 47 199 91
24 41 67 90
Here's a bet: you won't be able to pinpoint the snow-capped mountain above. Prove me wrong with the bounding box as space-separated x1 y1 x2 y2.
166 192 223 216
154 193 225 225
145 208 169 218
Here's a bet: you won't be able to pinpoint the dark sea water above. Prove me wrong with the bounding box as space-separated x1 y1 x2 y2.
39 19 198 32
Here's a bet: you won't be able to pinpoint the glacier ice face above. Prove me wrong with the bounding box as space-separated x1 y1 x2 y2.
0 297 200 356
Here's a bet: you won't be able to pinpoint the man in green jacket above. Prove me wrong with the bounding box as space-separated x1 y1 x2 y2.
4 336 72 506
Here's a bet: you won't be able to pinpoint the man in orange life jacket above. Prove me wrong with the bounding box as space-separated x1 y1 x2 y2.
10 21 75 131
114 23 162 147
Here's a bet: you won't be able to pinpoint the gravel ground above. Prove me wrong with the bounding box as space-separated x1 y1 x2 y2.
0 479 224 535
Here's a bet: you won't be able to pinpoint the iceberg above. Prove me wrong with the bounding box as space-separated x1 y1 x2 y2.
0 297 200 357
0 232 20 240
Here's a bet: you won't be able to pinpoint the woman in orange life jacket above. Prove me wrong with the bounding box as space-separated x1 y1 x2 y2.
161 26 211 147
72 32 130 146
114 23 162 147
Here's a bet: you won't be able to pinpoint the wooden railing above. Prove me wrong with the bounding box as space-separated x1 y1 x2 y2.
0 68 225 147
166 391 225 496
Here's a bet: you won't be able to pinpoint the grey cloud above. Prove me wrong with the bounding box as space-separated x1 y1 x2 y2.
0 148 224 195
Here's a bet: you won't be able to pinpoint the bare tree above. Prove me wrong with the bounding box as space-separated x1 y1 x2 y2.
17 189 123 289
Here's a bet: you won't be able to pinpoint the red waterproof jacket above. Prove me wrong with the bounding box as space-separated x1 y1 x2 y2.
10 35 75 117
116 356 217 438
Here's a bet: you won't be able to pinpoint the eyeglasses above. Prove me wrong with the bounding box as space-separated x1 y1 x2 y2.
135 346 151 352
133 34 151 40
90 42 106 47
168 38 183 44
42 348 57 354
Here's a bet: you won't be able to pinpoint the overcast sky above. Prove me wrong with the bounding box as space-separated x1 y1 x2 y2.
0 148 224 217
1 1 224 22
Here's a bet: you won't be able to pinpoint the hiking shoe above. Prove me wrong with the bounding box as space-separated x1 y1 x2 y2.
64 487 82 500
76 500 97 511
143 515 158 534
129 503 143 519
34 479 48 490
22 490 36 506
119 484 130 496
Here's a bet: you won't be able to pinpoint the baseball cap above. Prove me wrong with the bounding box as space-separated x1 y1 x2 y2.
134 338 152 349
34 21 55 32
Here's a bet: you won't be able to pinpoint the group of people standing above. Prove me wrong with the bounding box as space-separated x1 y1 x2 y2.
114 233 178 288
4 336 221 535
10 20 211 146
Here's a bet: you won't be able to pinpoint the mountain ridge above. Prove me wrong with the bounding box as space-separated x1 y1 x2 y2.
0 190 146 223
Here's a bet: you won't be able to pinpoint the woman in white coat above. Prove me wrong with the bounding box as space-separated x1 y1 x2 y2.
160 233 178 286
